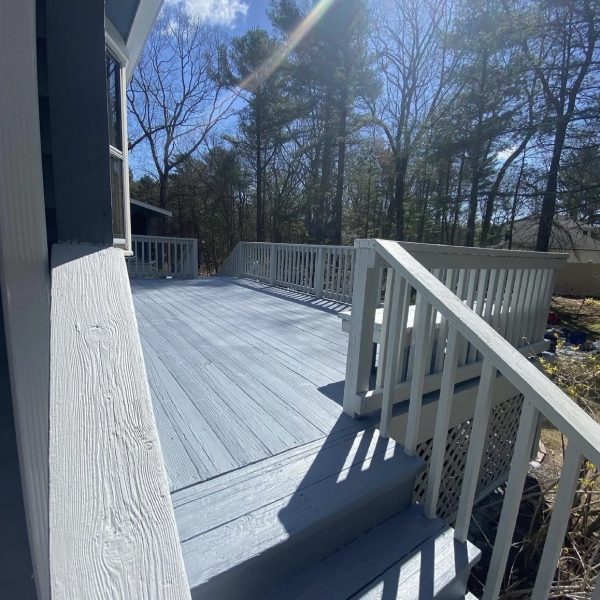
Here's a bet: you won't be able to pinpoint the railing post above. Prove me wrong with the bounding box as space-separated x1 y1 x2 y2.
240 243 246 277
191 240 198 277
270 243 277 285
343 241 379 417
314 246 326 298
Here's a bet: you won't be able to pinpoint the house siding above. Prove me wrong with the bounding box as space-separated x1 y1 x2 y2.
38 0 113 246
0 298 37 600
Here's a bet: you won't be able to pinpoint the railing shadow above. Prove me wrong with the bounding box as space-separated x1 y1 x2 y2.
222 277 351 315
270 411 449 599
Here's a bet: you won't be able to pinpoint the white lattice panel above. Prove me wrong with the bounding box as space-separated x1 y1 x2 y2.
413 394 524 520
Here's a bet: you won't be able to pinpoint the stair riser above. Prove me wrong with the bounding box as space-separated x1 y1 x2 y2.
191 479 417 600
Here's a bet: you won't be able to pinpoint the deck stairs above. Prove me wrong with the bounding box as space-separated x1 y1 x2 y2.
174 425 480 599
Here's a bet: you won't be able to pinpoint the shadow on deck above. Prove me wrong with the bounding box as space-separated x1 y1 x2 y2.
131 276 472 598
131 275 365 492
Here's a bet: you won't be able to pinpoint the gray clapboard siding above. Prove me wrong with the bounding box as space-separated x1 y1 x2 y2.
0 2 51 597
49 245 189 599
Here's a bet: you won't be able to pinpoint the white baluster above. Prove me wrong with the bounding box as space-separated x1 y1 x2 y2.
404 292 433 455
455 358 497 541
483 399 540 600
424 327 460 518
532 443 582 600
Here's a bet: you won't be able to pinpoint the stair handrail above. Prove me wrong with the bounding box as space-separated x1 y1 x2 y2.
344 238 600 600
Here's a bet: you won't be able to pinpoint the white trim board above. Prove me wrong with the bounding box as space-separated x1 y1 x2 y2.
49 244 190 599
0 2 51 598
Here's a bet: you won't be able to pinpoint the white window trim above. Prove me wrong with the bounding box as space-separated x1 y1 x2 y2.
105 26 132 254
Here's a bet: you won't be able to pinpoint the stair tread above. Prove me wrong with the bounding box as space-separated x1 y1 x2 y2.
176 427 423 592
268 505 481 600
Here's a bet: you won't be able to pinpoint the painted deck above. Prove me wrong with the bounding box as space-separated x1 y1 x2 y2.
132 277 405 596
131 276 370 494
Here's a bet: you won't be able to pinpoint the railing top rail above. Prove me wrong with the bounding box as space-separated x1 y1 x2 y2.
396 240 568 263
239 241 355 250
132 234 197 242
236 240 567 267
367 238 600 464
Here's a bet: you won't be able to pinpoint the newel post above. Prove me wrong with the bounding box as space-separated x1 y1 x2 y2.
270 243 277 285
343 240 379 417
191 240 198 277
314 246 326 298
239 243 246 277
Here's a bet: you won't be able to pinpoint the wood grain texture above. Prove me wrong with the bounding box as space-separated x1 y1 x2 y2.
49 244 190 599
177 427 422 598
267 505 479 600
349 525 480 600
131 277 360 492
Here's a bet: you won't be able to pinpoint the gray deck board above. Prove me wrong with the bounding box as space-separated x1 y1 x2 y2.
179 430 419 593
130 277 436 597
140 282 345 392
140 279 346 376
139 297 345 426
131 276 359 493
150 281 348 374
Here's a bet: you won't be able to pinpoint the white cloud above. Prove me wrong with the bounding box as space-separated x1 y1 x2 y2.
171 0 249 27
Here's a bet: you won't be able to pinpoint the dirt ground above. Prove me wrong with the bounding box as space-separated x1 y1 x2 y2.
551 296 600 339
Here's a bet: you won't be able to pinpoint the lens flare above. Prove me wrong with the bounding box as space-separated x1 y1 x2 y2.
239 0 336 91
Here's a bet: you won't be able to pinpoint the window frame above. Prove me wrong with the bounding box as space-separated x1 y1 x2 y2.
105 29 131 253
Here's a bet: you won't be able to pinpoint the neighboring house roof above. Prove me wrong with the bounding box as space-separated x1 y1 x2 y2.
105 0 164 81
130 198 172 218
500 214 600 261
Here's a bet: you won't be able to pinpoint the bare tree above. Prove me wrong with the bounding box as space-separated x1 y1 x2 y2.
371 0 454 240
128 5 235 227
526 0 600 251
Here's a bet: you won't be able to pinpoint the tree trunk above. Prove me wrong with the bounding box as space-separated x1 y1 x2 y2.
317 89 334 243
465 152 481 247
393 152 408 241
332 86 348 246
536 119 568 251
450 151 466 245
441 158 452 243
508 150 527 250
480 134 532 246
158 172 169 235
255 95 264 242
364 162 373 238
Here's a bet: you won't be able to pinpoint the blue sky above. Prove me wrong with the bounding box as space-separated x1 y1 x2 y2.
235 1 271 31
129 1 273 177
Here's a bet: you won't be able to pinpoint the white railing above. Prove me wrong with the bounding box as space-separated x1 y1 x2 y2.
344 239 599 599
221 242 355 302
355 242 565 415
127 235 197 279
222 240 564 417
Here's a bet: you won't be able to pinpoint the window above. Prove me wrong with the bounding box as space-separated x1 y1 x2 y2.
106 49 130 249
